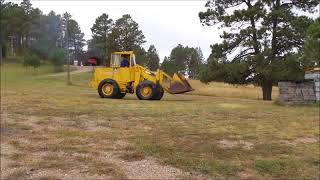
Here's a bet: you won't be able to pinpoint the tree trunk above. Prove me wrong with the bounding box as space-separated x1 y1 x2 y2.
0 44 2 65
261 82 273 100
74 39 77 65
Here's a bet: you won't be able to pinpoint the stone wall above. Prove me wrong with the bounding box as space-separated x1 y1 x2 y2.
278 81 316 104
278 70 320 104
305 72 320 101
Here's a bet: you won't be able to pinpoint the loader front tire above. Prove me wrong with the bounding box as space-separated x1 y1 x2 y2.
136 80 156 100
153 85 164 100
98 79 119 98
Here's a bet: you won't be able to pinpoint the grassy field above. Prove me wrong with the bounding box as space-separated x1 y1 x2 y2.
1 63 319 179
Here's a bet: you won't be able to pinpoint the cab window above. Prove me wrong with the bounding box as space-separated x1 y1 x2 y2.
111 54 121 67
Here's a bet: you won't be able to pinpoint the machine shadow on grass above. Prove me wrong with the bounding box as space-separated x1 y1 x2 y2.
122 98 194 102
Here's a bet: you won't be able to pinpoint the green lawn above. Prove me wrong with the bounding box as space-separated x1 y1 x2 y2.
1 63 319 179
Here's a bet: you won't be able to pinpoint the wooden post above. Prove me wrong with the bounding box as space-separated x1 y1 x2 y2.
8 36 14 56
66 15 71 85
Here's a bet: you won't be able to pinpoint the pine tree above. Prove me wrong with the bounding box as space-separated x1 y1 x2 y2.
90 13 113 64
161 56 176 76
145 45 160 71
110 14 146 51
199 0 318 100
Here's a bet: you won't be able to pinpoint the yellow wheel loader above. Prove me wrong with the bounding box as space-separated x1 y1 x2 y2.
90 51 193 100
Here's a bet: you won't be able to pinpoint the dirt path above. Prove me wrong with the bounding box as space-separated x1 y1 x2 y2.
104 152 188 179
39 66 93 78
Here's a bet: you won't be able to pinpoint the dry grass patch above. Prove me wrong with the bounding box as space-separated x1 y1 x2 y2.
35 176 59 180
3 169 29 180
118 152 146 162
88 161 125 177
296 136 319 143
96 120 111 127
8 140 26 150
188 80 279 100
6 122 33 131
217 139 254 150
34 119 51 125
45 140 92 154
35 154 75 170
8 152 28 162
70 153 126 178
54 128 93 138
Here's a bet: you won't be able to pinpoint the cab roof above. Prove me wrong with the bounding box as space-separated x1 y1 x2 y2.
112 51 134 55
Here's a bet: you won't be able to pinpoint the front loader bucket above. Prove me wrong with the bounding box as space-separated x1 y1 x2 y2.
167 73 194 94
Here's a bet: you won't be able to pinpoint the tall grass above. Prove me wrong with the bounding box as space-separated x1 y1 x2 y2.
188 80 279 100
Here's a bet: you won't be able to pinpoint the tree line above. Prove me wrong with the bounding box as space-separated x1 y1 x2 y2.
0 0 204 78
0 0 86 70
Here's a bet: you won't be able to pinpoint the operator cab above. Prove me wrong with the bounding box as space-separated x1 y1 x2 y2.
110 51 136 68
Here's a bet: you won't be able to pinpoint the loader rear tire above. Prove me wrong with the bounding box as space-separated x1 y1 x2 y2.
98 79 119 98
153 86 164 100
136 80 156 100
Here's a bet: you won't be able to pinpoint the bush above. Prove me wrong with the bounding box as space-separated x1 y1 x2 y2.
49 49 65 72
22 54 41 69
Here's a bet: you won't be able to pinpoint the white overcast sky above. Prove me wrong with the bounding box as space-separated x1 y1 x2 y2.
14 0 221 61
8 1 320 61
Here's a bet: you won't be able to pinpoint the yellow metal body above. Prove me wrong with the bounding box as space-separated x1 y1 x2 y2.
90 51 193 94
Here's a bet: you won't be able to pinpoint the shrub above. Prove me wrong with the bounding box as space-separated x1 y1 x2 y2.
49 49 65 72
22 54 41 69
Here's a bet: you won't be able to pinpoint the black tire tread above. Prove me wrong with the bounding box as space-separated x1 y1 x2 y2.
98 79 119 98
136 80 157 100
153 85 164 100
